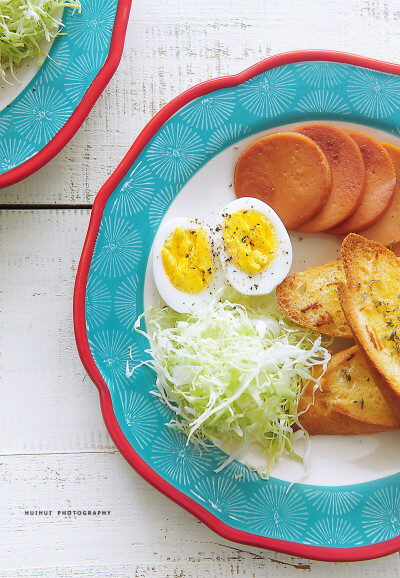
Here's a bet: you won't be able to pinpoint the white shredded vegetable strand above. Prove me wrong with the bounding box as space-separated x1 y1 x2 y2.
0 0 81 81
132 290 331 477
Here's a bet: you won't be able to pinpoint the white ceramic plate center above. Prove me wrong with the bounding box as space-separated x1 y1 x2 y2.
144 120 400 487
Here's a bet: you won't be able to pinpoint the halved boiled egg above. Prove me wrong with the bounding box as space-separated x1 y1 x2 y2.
152 217 223 313
215 197 292 295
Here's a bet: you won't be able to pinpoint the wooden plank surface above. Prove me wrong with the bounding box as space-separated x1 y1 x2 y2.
0 210 114 454
2 0 400 575
2 209 400 575
2 0 400 205
2 452 400 575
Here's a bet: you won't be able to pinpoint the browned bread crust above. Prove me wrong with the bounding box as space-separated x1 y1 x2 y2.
299 345 400 435
276 259 352 338
339 233 400 419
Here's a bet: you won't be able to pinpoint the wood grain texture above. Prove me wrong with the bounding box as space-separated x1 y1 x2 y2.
2 207 400 574
0 210 114 454
2 0 400 204
2 452 400 575
2 0 400 574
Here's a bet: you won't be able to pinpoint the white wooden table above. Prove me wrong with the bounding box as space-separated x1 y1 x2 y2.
2 1 400 575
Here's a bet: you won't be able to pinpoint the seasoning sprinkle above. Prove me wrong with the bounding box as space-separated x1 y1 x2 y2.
352 398 364 409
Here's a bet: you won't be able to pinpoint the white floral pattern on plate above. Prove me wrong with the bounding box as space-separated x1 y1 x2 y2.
85 276 112 329
111 161 155 216
151 430 213 486
148 185 179 230
0 0 119 178
237 66 296 117
146 124 205 183
66 0 116 52
362 486 400 543
245 483 308 540
13 86 72 144
0 138 36 172
295 90 350 114
119 390 158 449
206 123 250 153
295 62 347 88
181 93 236 130
305 518 363 546
191 476 247 521
348 68 400 118
303 488 362 516
91 216 142 278
89 329 132 392
114 275 140 330
84 60 400 550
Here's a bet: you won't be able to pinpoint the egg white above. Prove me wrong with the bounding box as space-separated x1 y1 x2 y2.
215 197 293 295
152 217 224 314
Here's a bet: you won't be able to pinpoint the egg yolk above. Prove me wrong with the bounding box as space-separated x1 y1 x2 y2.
161 226 213 293
222 209 277 275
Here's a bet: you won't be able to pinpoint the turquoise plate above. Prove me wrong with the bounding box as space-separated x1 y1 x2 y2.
74 52 400 562
0 0 131 188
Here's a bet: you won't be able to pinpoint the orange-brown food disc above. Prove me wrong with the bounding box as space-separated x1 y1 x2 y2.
358 143 400 247
234 132 331 229
293 124 366 232
328 130 396 234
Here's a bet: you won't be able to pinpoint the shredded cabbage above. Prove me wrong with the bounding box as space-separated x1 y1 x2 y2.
0 0 81 81
132 290 331 477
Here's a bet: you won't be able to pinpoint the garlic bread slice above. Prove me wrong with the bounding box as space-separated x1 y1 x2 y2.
276 259 352 338
339 233 400 419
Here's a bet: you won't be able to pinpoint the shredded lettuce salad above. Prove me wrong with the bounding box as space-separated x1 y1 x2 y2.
0 0 81 81
132 290 331 476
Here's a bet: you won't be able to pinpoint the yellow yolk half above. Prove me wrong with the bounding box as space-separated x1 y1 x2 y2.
161 226 213 293
222 209 278 275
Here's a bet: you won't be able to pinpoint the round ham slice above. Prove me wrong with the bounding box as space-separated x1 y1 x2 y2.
293 124 366 232
328 130 396 234
234 132 331 229
359 142 400 247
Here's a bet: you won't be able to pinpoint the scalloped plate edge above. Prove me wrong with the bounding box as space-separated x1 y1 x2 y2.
0 0 132 190
73 50 400 562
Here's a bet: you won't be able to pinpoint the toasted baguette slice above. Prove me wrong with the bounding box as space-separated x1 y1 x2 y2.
299 346 400 435
339 233 400 419
276 259 352 337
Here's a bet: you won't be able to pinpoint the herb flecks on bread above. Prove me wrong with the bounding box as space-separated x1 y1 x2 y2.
276 259 352 338
299 345 400 435
339 233 400 419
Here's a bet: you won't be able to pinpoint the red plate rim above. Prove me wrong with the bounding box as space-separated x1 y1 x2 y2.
0 0 132 190
73 50 400 562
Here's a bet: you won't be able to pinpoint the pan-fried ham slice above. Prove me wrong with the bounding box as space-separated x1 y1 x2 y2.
293 124 365 232
358 143 400 247
329 130 396 234
234 132 331 229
